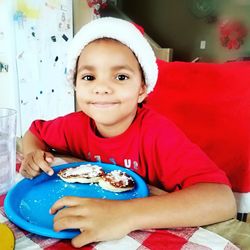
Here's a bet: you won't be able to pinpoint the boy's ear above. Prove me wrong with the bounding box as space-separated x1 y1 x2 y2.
138 83 148 103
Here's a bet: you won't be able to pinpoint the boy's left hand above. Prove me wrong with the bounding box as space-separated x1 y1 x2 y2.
50 196 133 248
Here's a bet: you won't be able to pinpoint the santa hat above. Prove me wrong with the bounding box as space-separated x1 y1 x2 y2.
66 17 158 94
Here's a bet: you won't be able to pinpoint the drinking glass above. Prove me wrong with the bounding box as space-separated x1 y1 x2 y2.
0 108 17 195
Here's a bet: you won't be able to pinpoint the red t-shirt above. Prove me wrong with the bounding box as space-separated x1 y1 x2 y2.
30 106 230 191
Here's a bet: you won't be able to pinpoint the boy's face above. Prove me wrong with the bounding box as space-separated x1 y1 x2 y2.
75 39 147 137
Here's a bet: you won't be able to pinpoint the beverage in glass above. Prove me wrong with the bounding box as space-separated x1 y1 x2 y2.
0 108 17 195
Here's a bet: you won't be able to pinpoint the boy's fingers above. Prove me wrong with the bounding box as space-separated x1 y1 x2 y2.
50 196 82 214
21 155 39 171
46 157 53 163
25 163 40 177
35 159 53 175
72 230 97 248
39 162 54 176
33 151 54 176
44 152 54 175
54 216 87 232
20 159 40 178
53 206 82 221
30 155 42 171
20 150 54 178
45 152 54 163
20 168 32 179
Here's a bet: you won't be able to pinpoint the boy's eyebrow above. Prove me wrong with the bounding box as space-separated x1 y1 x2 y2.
77 65 94 73
111 65 136 72
77 64 136 73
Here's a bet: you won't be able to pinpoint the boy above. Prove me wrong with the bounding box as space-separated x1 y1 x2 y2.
20 17 236 248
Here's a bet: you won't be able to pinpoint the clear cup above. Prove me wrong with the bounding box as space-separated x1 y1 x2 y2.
0 108 17 195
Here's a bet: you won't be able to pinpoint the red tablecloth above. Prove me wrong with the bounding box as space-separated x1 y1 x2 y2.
0 163 239 250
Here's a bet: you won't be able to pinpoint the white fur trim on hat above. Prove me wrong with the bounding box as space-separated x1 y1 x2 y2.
66 17 158 94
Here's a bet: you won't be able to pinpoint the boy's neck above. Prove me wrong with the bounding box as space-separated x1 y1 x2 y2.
90 109 139 138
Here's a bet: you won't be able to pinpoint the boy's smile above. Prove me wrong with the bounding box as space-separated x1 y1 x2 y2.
75 38 147 138
89 101 120 108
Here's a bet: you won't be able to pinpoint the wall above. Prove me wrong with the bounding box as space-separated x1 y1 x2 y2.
118 0 250 62
0 1 21 134
0 0 93 136
73 0 93 34
0 0 75 136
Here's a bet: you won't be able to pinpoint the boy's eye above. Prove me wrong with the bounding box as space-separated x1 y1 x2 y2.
116 74 128 81
82 75 95 81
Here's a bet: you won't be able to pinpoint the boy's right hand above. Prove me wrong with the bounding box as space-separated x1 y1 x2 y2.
20 150 54 179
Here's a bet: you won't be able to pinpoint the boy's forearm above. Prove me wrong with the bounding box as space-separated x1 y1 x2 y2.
126 183 236 231
22 130 49 155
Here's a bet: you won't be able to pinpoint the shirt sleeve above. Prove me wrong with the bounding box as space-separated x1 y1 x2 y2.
29 116 70 154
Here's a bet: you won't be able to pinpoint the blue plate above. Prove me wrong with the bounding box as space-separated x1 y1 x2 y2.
4 161 149 239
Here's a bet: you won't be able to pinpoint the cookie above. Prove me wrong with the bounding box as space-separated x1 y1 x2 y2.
58 164 104 183
98 170 135 192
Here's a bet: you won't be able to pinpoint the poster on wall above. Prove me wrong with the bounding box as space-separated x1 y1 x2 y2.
13 0 74 135
0 1 21 135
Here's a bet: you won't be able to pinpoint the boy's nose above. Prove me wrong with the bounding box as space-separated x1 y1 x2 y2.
93 83 112 95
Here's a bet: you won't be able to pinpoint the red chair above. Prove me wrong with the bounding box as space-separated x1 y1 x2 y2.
147 59 250 221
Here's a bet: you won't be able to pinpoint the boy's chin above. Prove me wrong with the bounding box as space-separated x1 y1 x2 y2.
92 116 118 127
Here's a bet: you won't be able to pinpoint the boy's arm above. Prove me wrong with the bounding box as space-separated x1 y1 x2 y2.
22 130 49 155
50 182 236 248
128 183 236 229
20 130 55 178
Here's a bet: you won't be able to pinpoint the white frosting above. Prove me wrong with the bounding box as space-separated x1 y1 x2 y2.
107 170 133 186
61 164 102 178
59 176 101 184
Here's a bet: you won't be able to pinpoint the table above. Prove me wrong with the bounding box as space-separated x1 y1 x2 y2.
0 158 240 250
